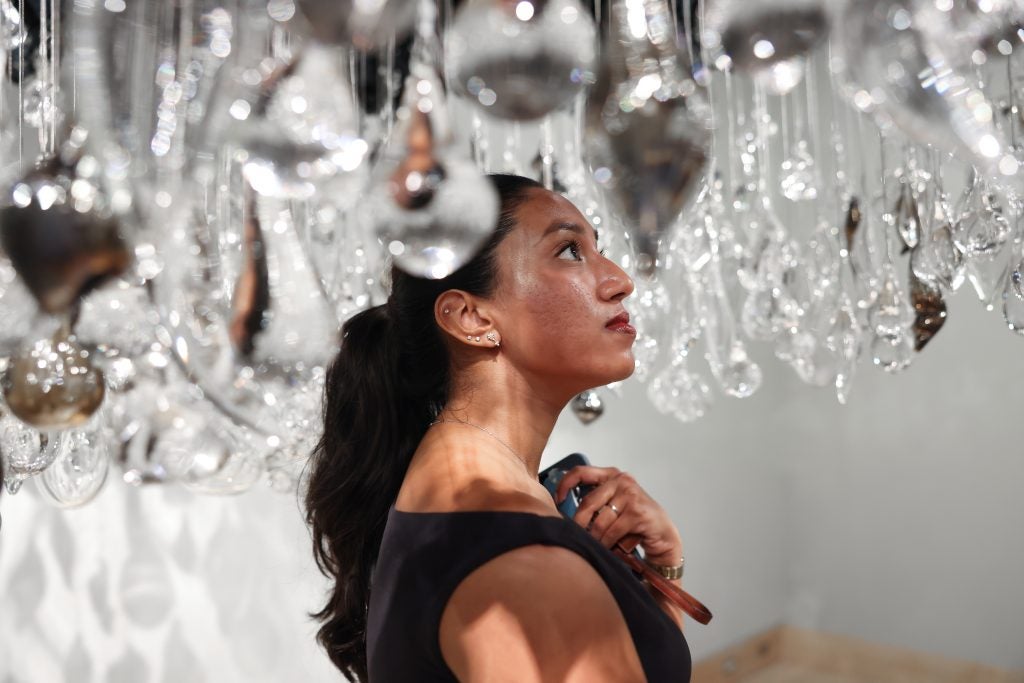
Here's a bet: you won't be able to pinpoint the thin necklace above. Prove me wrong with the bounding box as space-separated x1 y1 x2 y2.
428 418 529 472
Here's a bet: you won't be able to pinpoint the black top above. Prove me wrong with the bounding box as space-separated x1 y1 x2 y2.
366 502 692 682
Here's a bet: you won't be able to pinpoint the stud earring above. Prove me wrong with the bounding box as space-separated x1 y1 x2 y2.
443 307 450 314
466 335 472 340
474 336 480 342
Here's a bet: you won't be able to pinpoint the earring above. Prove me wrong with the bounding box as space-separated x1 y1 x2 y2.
443 307 450 314
466 335 472 340
486 331 499 347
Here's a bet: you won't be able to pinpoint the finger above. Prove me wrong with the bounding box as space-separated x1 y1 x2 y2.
579 498 618 537
554 465 619 503
572 478 620 528
575 470 639 525
597 504 637 549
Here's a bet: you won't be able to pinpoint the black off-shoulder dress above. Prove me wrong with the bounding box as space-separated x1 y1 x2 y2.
366 501 692 681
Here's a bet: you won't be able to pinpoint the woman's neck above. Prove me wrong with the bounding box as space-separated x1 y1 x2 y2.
436 376 566 480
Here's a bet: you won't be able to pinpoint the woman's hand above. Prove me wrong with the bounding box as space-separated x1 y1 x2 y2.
553 465 683 566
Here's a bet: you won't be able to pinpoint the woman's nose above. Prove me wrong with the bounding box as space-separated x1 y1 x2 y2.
599 258 635 302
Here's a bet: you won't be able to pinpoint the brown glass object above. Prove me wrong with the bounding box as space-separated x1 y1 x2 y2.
909 263 947 352
1 325 106 429
0 157 130 315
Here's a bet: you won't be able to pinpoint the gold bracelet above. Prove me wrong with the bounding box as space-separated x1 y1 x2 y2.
644 557 684 580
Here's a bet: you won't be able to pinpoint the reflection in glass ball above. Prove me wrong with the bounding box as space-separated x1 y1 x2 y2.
447 0 597 121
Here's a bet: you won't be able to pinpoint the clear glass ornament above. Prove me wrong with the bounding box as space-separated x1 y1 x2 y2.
292 0 417 49
37 421 111 508
571 389 604 425
205 41 369 199
647 357 712 424
780 139 817 201
702 0 827 94
870 331 913 373
446 0 596 121
867 265 913 338
835 0 1019 184
369 0 499 279
953 170 1013 258
0 415 68 494
911 223 965 291
584 0 712 277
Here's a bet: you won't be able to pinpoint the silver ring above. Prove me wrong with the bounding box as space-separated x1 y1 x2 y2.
608 503 620 515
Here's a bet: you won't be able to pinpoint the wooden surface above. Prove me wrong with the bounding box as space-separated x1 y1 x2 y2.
692 625 1024 683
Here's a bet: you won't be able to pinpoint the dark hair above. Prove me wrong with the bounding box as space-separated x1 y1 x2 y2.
304 173 545 680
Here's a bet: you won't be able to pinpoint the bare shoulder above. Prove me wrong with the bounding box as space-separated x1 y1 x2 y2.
438 543 646 683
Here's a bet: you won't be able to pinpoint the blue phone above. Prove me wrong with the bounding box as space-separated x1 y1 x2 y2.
539 452 595 520
539 453 644 565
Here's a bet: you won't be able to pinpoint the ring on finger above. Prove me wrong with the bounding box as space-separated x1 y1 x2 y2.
607 503 621 515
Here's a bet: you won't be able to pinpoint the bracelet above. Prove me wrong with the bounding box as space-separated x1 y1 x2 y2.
644 556 684 580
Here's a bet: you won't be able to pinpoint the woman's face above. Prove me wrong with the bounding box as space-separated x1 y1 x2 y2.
490 187 636 396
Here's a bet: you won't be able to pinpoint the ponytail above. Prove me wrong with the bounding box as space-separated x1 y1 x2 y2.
304 174 544 680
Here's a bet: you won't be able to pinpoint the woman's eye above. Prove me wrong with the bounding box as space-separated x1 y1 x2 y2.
557 241 582 261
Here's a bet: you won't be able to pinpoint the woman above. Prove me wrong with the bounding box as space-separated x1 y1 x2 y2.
305 174 691 682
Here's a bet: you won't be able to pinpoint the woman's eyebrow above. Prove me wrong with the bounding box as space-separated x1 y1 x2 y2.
541 221 600 248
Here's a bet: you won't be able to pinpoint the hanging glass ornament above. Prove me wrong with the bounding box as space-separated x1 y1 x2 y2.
911 220 965 292
670 190 762 398
835 0 1020 187
909 265 947 352
1 321 106 431
629 274 672 382
952 169 1013 258
292 0 417 49
152 167 339 438
647 356 712 423
571 389 604 424
1011 256 1024 301
867 264 914 339
0 253 36 359
1003 239 1024 333
702 0 829 94
780 139 817 201
72 0 236 233
893 178 921 252
36 420 111 508
369 0 499 279
203 41 370 200
0 0 27 52
151 407 263 495
584 0 712 277
0 414 68 494
870 330 914 373
446 0 597 121
0 135 130 316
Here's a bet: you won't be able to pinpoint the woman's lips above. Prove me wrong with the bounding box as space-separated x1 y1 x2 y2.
606 321 637 335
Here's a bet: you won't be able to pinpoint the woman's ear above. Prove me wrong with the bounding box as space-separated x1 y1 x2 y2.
435 291 496 347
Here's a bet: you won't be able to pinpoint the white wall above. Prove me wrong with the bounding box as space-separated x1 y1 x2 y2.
551 283 1024 671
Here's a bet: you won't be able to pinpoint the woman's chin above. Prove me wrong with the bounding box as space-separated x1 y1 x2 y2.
599 355 637 386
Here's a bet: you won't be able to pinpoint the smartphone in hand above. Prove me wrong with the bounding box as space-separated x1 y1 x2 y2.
539 453 643 563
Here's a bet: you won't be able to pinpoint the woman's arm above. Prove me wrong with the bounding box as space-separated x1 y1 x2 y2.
438 544 648 683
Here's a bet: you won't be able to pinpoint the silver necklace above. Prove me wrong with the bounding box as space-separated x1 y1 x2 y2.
428 418 529 472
